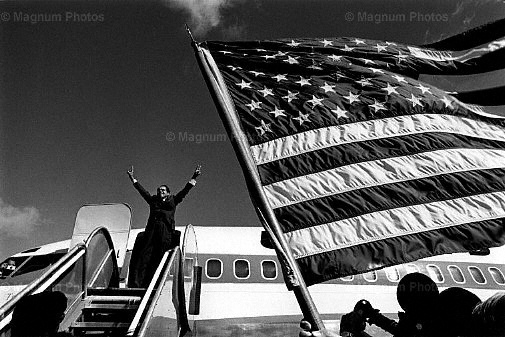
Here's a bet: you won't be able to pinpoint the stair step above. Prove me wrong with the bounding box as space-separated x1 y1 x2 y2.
70 321 129 330
86 295 142 304
83 303 139 311
87 287 145 297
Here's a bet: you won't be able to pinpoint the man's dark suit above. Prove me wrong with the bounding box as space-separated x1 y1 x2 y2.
128 181 195 288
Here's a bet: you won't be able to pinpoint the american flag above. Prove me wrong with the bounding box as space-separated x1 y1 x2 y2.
197 33 505 286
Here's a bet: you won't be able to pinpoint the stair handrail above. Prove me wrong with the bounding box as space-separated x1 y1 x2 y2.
126 248 178 337
83 226 120 292
0 243 86 329
0 226 120 333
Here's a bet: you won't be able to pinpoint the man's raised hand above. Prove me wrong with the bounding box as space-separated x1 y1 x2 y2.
127 166 135 182
192 165 202 179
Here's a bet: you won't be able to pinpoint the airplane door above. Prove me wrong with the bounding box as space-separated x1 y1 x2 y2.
70 203 131 268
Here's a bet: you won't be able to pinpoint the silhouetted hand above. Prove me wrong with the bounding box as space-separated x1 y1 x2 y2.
192 164 202 179
127 166 136 182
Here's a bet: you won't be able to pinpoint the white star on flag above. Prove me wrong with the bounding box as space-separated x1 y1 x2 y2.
283 91 299 102
368 67 385 74
360 58 376 65
293 112 311 125
275 51 287 57
236 80 252 89
284 56 300 64
255 120 272 135
307 95 324 108
441 96 454 108
249 70 265 77
258 87 274 97
263 54 276 60
376 44 388 52
245 100 262 111
328 55 343 62
272 74 288 82
392 74 407 83
407 94 423 108
296 77 311 86
353 38 366 45
343 44 355 52
269 106 286 118
416 84 432 94
344 92 360 104
320 82 336 93
288 40 300 47
396 52 409 63
321 39 333 47
331 106 348 118
368 99 386 112
382 83 398 95
356 77 373 87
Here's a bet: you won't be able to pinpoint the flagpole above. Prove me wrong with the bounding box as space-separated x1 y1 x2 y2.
187 28 325 332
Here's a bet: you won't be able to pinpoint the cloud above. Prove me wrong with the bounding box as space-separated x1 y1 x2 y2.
0 199 43 237
163 0 238 36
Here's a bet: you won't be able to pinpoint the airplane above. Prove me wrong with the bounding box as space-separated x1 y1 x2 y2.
1 203 505 337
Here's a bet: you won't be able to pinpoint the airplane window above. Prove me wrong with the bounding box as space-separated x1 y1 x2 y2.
447 265 465 283
468 266 486 284
488 267 505 285
340 275 354 281
206 259 222 278
261 260 277 279
234 259 250 279
405 264 419 274
426 265 444 283
9 254 65 278
385 267 400 282
363 271 377 282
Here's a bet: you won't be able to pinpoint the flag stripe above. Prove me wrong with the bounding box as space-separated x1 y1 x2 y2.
264 148 505 209
250 114 505 165
258 132 505 185
274 168 505 232
296 219 505 285
423 18 505 51
285 190 505 258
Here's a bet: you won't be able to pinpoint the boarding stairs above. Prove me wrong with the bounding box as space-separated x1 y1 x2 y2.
0 203 197 337
69 287 145 336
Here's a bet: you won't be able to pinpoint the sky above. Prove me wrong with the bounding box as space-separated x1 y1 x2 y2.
1 0 505 261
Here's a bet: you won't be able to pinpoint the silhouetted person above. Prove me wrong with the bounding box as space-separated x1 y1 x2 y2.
434 287 481 337
0 259 16 277
127 165 201 288
11 291 68 337
472 292 505 337
364 272 440 337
